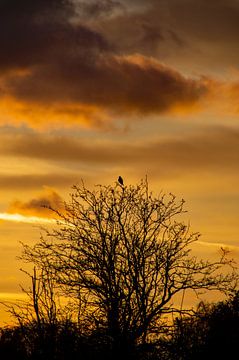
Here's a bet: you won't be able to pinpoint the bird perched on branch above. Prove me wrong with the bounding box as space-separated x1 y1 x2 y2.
118 176 124 186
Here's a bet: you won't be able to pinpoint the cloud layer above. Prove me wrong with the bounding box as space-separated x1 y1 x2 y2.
1 126 239 179
0 0 239 128
0 173 80 190
0 0 217 129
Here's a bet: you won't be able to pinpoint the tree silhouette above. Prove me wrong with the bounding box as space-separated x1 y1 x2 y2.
21 179 237 357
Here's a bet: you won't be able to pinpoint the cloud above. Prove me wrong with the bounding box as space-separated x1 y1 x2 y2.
0 0 69 71
0 98 112 130
8 188 65 218
1 55 208 122
76 0 124 19
96 0 239 71
160 0 239 43
93 1 180 56
0 0 211 129
0 0 110 71
1 127 239 175
0 174 82 190
1 0 239 129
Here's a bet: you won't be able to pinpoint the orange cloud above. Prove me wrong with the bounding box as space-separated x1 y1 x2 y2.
0 96 112 130
3 66 239 130
0 54 208 127
8 188 65 218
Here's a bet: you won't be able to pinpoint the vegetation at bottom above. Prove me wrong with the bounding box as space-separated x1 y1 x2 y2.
0 179 238 359
0 292 239 360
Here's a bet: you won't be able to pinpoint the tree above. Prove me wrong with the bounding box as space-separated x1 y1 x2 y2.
21 179 237 356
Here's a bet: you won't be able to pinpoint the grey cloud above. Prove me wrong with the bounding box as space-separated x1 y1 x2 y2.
0 0 110 71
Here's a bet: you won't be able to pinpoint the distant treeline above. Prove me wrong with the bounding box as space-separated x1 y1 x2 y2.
0 292 238 360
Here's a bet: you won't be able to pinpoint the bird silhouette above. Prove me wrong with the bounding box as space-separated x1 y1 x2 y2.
118 176 124 186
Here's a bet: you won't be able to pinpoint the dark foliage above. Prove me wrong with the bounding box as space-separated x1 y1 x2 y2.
0 293 238 359
0 319 148 360
158 291 239 360
0 320 81 360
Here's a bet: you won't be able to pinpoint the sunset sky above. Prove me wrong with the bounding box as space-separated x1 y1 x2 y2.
1 0 239 323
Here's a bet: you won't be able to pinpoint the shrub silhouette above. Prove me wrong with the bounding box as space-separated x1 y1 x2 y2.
159 292 239 360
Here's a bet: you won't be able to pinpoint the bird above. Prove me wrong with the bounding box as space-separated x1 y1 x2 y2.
118 176 124 186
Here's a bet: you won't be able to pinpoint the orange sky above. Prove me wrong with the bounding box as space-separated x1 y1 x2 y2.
0 0 239 325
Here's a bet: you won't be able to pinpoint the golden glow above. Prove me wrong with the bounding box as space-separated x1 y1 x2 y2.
0 212 55 224
0 96 109 130
197 240 239 250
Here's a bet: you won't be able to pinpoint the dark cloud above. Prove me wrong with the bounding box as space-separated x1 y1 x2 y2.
163 0 239 43
4 55 207 115
8 188 65 218
0 0 210 121
149 0 239 44
0 0 110 71
2 0 239 73
1 0 238 126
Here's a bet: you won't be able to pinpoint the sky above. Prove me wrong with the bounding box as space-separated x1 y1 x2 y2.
1 0 239 323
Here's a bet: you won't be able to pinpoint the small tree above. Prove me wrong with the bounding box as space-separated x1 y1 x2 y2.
21 179 237 355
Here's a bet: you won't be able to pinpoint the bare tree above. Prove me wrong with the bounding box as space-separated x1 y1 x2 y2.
2 267 63 331
21 179 237 353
